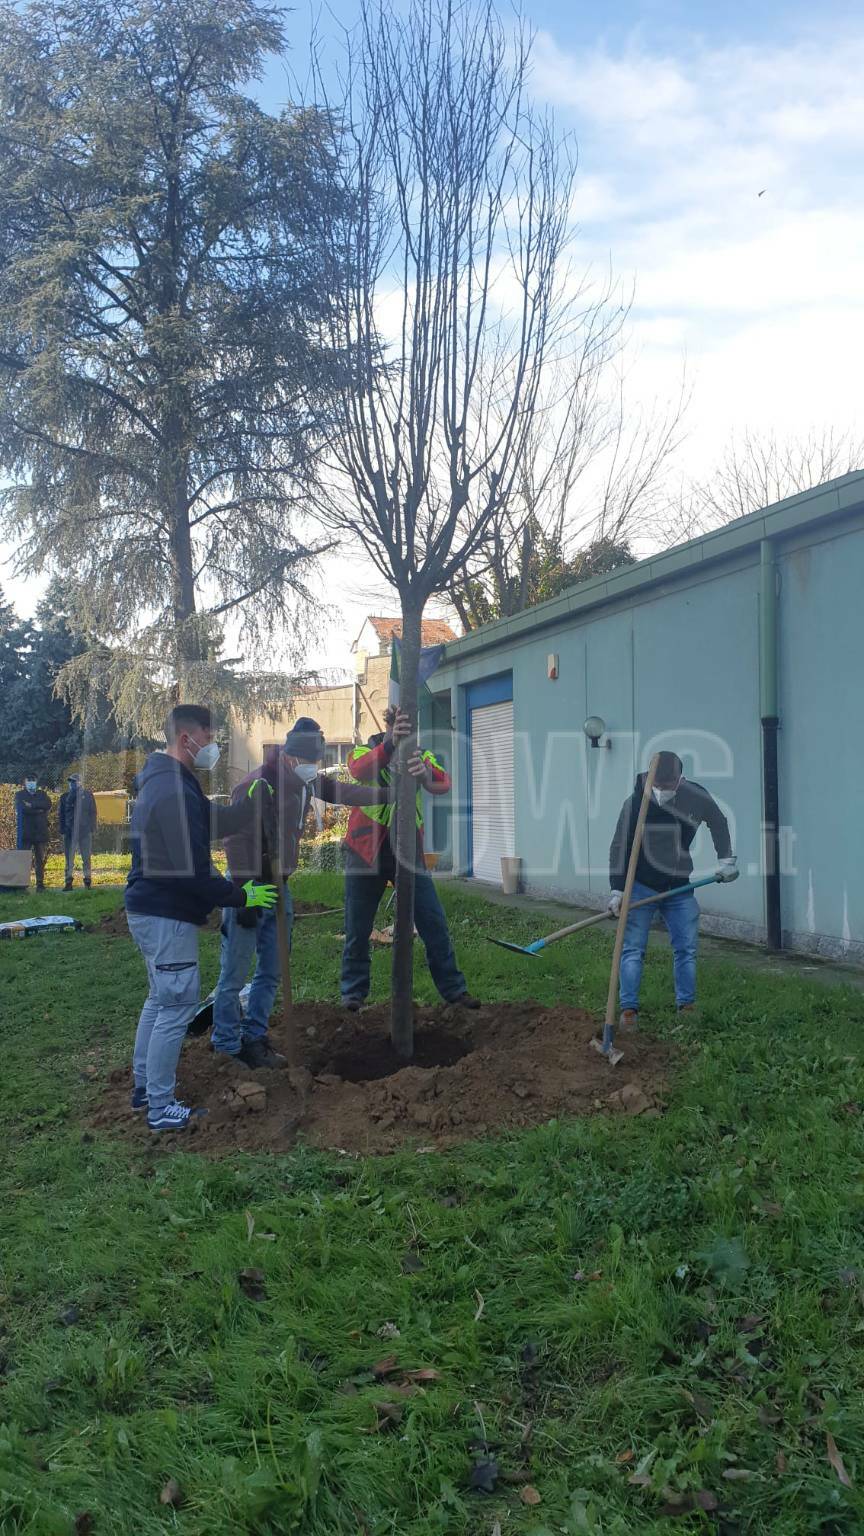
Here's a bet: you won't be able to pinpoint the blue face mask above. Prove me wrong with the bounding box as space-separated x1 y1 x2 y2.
25 780 36 792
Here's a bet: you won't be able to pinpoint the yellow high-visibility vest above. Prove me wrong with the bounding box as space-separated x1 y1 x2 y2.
347 745 444 829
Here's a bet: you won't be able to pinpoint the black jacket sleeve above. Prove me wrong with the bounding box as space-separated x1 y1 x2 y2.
609 798 636 891
211 791 257 839
143 784 245 910
316 776 390 806
695 786 733 859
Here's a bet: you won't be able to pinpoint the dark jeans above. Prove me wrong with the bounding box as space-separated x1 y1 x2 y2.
341 859 467 1004
22 842 47 889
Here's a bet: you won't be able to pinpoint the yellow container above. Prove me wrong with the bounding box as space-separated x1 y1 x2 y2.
93 791 128 825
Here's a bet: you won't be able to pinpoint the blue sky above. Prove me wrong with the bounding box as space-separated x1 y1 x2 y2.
5 0 864 666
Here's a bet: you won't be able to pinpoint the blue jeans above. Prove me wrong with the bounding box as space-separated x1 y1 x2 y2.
128 913 200 1109
212 893 294 1056
619 880 700 1012
341 861 466 1003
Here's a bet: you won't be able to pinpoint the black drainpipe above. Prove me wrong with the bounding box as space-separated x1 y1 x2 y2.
760 539 782 950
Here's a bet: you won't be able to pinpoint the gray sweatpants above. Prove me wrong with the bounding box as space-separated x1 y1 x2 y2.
127 913 201 1109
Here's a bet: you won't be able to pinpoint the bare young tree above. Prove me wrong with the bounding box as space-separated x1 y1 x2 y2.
664 428 864 543
312 0 577 1056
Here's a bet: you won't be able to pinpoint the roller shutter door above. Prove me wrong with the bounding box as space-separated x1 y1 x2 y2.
470 700 515 883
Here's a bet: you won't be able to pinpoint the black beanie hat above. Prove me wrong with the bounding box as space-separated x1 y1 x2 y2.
284 717 325 762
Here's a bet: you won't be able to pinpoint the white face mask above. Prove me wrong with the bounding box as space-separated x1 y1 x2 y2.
653 786 677 806
25 780 36 792
191 740 221 773
293 762 318 784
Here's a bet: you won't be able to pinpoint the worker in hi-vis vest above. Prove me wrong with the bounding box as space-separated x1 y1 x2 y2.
340 705 479 1013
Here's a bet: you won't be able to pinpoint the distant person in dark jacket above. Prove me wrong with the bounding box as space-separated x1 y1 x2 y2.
58 775 98 889
14 776 52 891
125 704 277 1133
212 717 388 1067
609 751 737 1025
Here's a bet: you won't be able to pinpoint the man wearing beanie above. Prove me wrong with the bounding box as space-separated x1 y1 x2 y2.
212 718 387 1066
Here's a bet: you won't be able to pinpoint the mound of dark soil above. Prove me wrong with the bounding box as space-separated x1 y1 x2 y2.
94 1001 672 1155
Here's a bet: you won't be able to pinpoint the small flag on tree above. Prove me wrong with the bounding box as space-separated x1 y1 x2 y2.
388 636 446 708
388 635 401 707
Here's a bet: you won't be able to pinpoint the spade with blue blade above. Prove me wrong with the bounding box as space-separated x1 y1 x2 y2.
486 874 725 956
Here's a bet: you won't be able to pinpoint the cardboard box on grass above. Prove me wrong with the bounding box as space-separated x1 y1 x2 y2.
0 849 33 889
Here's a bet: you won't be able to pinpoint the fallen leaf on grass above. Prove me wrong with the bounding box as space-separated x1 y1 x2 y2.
615 1449 634 1464
159 1479 184 1507
758 1202 784 1218
401 1252 425 1274
758 1405 782 1428
469 1459 500 1493
376 1322 400 1340
403 1368 440 1383
659 1490 719 1515
682 1388 714 1421
573 1270 602 1283
74 1516 95 1535
237 1268 266 1301
374 1402 404 1432
826 1432 852 1487
736 1313 766 1335
372 1354 400 1379
520 1485 541 1505
723 1468 755 1481
776 1452 787 1474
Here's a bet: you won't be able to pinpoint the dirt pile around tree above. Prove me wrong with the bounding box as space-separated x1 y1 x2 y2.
92 902 339 938
94 1001 673 1155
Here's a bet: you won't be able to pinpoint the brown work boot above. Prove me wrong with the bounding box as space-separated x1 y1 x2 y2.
619 1009 639 1031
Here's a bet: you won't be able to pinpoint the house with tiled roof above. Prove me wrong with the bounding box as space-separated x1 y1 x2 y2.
352 615 458 662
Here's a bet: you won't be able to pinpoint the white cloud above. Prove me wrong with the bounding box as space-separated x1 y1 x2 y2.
531 24 864 475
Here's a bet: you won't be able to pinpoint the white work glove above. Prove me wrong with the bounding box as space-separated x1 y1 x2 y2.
608 891 623 917
716 856 739 883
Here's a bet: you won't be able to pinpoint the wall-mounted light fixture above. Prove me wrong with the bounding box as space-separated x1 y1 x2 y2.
583 715 610 750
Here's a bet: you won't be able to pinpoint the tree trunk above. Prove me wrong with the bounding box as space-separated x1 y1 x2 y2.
390 598 423 1058
159 407 200 694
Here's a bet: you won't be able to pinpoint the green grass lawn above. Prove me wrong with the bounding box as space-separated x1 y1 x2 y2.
3 875 864 1534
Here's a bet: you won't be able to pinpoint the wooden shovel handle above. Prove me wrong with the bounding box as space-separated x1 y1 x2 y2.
259 786 296 1067
604 756 660 1031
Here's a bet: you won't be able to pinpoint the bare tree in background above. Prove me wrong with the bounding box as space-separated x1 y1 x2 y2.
449 310 686 626
664 428 864 543
312 0 577 1057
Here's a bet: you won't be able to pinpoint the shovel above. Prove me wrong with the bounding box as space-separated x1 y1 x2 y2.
487 874 725 956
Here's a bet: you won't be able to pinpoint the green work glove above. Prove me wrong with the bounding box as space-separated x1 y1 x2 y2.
242 879 278 910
